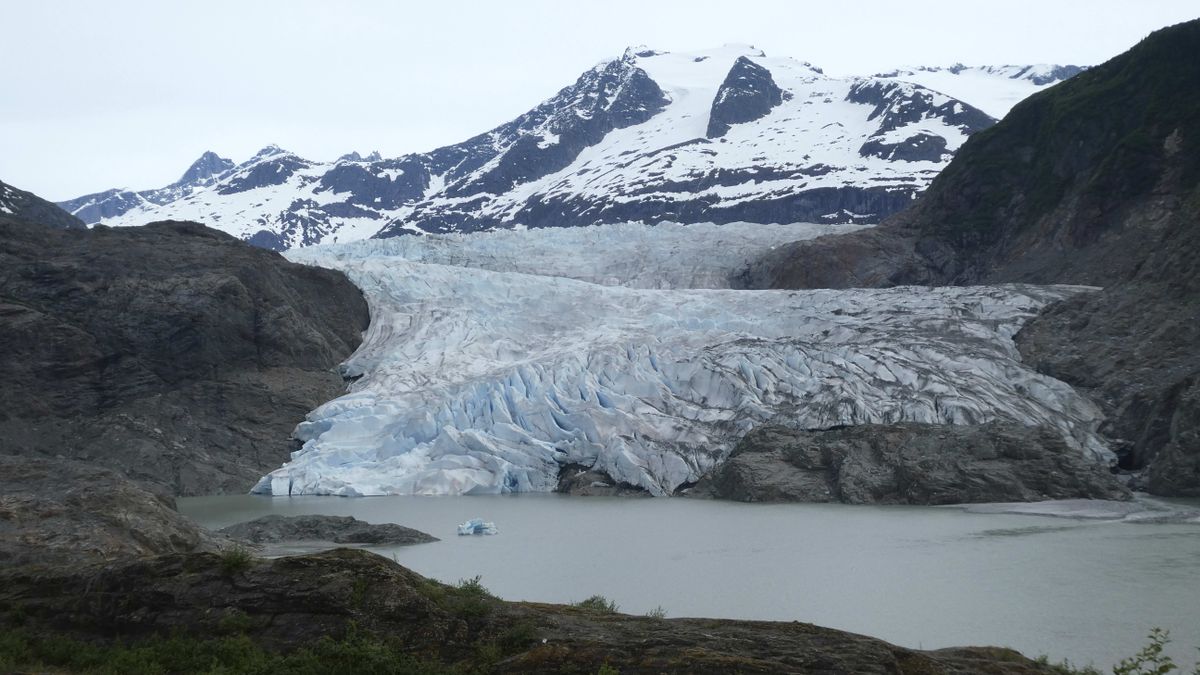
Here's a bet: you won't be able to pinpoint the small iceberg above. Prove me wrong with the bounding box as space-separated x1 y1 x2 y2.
457 518 498 536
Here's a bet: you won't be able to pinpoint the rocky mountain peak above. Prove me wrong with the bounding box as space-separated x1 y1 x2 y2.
623 45 663 59
706 55 785 138
176 151 234 186
252 144 288 160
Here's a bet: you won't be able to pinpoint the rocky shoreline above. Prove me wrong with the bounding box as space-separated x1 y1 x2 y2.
0 546 1065 674
686 422 1129 504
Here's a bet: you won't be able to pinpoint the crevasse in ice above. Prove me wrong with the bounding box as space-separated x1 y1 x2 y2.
253 222 1109 497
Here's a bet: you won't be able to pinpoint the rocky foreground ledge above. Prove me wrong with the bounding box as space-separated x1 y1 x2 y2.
0 547 1063 674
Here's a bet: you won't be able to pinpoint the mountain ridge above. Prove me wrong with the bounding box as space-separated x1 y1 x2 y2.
57 47 1081 250
0 179 84 230
737 18 1200 495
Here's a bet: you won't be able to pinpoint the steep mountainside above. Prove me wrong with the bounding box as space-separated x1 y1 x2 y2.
0 216 369 495
0 179 83 229
740 20 1200 494
876 64 1084 118
61 45 1030 249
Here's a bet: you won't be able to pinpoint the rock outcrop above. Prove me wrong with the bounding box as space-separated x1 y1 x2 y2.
0 455 223 567
738 19 1200 495
0 179 83 230
556 464 651 497
706 55 785 138
0 217 370 496
220 515 437 546
0 547 1064 674
690 423 1129 504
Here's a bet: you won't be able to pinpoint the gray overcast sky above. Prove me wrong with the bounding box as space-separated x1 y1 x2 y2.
2 0 1197 201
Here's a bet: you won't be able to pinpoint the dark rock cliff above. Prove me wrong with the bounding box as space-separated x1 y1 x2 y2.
737 19 1200 494
0 217 370 496
706 56 785 138
0 179 84 230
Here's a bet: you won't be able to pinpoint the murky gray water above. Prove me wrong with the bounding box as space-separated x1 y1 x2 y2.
180 494 1200 669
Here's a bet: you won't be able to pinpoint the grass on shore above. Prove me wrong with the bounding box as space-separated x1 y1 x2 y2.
0 627 456 675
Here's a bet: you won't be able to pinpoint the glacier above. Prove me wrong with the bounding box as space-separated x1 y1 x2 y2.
254 222 1111 497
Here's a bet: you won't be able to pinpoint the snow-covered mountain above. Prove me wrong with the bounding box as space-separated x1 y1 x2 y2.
874 64 1084 119
255 222 1109 496
60 47 1082 250
59 151 235 225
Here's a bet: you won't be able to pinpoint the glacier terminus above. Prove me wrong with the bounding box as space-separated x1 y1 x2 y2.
253 222 1111 497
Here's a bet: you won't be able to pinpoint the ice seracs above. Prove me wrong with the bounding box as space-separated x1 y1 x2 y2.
253 222 1111 498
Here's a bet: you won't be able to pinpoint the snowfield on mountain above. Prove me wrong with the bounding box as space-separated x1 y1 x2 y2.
61 47 1079 249
254 222 1111 497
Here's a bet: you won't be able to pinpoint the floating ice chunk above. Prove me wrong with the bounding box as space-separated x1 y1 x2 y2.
457 518 499 536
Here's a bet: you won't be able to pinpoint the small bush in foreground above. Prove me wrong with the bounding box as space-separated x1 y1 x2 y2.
218 545 255 577
573 595 619 614
1038 628 1200 675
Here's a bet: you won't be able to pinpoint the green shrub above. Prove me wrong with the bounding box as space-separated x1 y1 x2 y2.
498 620 538 652
216 608 255 635
414 574 496 620
1039 628 1200 675
218 545 255 577
1112 628 1189 675
573 595 619 614
455 575 492 598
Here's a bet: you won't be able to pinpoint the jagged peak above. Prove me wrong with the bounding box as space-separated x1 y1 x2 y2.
251 144 288 160
622 45 663 60
176 150 234 185
337 150 385 163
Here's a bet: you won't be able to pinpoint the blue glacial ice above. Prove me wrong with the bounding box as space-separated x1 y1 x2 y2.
253 222 1111 497
457 518 499 535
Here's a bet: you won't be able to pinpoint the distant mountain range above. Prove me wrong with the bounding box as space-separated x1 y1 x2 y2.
57 47 1082 250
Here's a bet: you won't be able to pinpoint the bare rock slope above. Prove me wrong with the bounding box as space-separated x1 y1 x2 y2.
738 20 1200 494
0 217 369 495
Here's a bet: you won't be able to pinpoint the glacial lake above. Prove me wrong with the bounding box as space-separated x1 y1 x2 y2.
180 494 1200 670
